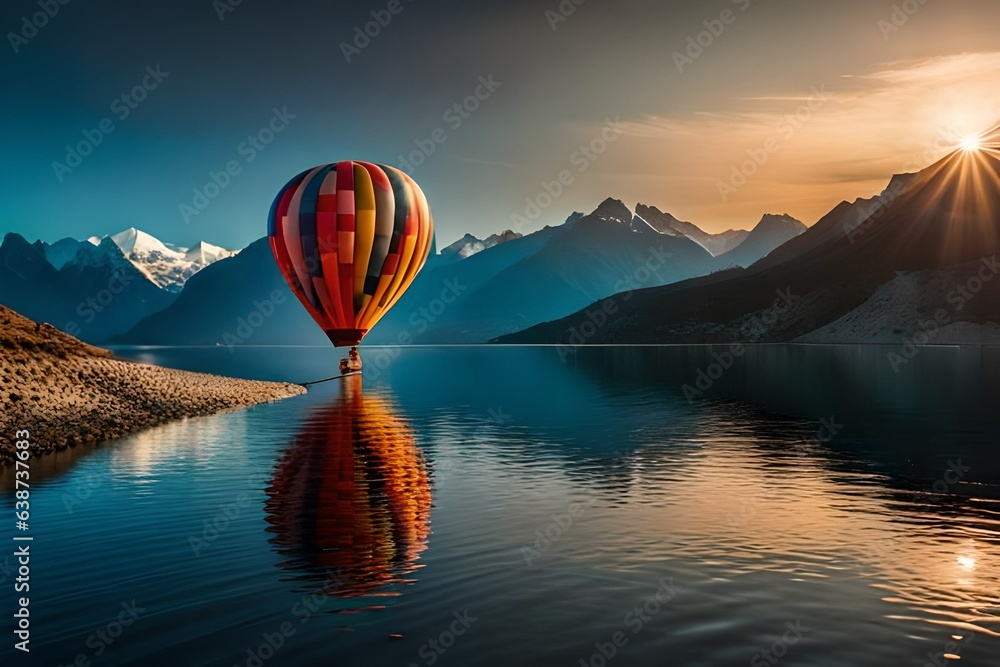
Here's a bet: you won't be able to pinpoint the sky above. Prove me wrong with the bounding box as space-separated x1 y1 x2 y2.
3 0 1000 249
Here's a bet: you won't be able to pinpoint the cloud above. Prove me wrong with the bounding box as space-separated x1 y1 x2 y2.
586 52 1000 230
625 52 1000 142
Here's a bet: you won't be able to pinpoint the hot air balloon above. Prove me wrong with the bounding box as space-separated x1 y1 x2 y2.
268 162 434 347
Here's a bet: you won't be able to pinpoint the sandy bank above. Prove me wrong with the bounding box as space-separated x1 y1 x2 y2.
0 304 305 465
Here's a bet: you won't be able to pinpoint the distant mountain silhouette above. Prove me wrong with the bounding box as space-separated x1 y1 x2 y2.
385 206 715 343
754 174 918 271
589 197 635 225
42 237 87 269
716 214 807 268
499 143 1000 345
0 233 176 342
117 223 571 346
0 234 76 329
42 139 1000 350
634 204 750 256
441 230 522 259
119 199 721 345
116 238 319 346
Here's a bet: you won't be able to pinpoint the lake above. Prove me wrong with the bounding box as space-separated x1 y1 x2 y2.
2 345 999 666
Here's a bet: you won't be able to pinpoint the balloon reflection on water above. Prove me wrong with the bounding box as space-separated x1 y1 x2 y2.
265 377 431 601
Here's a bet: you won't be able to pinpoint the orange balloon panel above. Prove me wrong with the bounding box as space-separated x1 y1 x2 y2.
268 162 434 347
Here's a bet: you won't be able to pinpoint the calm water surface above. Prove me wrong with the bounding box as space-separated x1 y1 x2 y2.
2 345 999 666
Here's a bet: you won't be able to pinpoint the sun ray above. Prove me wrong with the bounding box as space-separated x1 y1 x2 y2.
907 125 1000 267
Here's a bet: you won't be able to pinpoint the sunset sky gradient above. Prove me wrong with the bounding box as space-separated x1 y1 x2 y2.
3 0 999 247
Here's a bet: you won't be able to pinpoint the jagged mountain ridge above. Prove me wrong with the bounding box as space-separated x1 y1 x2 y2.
498 147 1000 345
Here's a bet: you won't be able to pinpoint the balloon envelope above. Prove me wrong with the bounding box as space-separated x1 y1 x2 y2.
268 162 434 346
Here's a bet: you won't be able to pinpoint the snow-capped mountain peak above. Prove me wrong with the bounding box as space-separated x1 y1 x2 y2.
81 228 241 292
110 227 182 259
184 241 239 266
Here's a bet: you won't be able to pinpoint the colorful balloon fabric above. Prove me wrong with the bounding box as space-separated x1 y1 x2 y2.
268 162 434 347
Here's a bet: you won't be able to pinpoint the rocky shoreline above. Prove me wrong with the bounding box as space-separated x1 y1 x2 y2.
0 305 305 465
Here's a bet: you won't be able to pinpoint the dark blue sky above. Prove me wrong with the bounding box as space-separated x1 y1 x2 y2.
4 0 999 248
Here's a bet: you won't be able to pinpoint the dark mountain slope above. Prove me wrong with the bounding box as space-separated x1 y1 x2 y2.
499 147 1000 345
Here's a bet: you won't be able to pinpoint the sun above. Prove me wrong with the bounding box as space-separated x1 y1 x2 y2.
960 134 982 152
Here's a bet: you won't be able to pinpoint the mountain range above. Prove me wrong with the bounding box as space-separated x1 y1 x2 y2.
1 194 815 347
86 228 239 292
8 142 997 350
112 199 804 346
499 143 1000 346
634 204 750 256
0 229 239 342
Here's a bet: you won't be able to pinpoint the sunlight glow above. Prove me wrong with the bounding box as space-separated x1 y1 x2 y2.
960 135 982 152
956 555 977 571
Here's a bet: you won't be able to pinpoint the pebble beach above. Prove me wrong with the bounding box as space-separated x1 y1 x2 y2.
0 304 305 465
